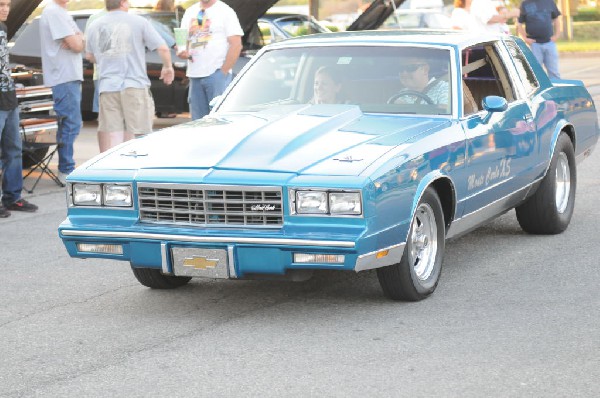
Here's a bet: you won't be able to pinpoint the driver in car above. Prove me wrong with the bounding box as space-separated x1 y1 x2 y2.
391 56 449 107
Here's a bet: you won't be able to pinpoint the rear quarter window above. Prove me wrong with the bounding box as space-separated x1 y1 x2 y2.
505 41 539 97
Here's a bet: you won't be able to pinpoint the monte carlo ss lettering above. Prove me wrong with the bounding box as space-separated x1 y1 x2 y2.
59 31 599 301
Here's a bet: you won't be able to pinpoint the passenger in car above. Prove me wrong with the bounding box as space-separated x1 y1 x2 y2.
391 56 449 107
309 66 349 104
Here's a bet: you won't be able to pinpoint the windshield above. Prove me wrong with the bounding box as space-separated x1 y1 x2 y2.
219 45 452 115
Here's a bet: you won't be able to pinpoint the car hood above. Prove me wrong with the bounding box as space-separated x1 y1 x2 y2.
224 0 279 36
6 0 43 39
347 0 406 32
83 105 449 177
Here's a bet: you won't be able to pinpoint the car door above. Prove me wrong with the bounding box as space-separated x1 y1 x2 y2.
503 39 550 182
458 42 537 218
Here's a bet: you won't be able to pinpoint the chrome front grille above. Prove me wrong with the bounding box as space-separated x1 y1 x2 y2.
137 183 283 227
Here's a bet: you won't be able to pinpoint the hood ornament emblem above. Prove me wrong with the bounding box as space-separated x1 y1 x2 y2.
333 155 363 163
121 150 148 158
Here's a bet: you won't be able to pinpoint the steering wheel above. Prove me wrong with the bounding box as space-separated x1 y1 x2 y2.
387 90 434 105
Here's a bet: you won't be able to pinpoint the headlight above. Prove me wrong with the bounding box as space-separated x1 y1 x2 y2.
296 191 327 214
329 192 361 215
104 184 133 207
71 183 133 207
293 189 362 216
72 184 102 206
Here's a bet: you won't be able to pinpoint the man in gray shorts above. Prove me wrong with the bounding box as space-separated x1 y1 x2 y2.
85 0 174 152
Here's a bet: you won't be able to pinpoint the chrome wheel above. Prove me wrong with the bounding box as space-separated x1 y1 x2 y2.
555 152 571 214
409 203 438 281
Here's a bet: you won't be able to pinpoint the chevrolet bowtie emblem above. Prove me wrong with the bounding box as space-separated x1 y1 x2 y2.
182 256 219 270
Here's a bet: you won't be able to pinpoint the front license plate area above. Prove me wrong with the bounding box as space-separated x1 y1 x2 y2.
171 247 229 279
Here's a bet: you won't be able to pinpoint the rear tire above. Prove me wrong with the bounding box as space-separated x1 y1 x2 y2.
376 188 445 301
516 133 576 234
131 267 191 289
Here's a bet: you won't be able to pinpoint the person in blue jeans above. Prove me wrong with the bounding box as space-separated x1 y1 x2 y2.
39 0 85 184
0 0 38 218
517 0 561 80
177 0 243 120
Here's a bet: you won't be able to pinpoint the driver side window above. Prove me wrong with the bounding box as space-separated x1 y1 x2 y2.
461 43 515 115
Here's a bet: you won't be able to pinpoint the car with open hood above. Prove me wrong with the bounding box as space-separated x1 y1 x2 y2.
8 0 331 119
57 29 599 301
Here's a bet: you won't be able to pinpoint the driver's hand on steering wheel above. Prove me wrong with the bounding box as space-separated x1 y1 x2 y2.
391 96 411 104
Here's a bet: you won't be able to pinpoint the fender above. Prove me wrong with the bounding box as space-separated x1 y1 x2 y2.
407 170 456 242
545 120 574 176
355 171 456 273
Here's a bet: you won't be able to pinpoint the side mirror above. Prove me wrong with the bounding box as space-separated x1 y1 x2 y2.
481 95 508 124
209 95 223 111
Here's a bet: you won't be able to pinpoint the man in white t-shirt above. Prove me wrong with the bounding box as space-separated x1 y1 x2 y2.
178 0 243 120
470 0 519 35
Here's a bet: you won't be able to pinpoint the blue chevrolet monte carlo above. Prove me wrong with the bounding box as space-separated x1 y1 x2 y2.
59 31 599 301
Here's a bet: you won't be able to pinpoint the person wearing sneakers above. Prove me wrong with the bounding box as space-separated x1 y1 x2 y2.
0 0 38 218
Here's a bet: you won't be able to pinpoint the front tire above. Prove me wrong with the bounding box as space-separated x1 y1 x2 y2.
377 188 445 301
131 267 191 289
516 133 576 234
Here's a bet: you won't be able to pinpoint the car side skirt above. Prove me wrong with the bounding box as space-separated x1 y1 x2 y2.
447 181 534 239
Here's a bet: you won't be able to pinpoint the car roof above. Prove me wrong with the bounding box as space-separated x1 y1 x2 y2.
266 29 503 49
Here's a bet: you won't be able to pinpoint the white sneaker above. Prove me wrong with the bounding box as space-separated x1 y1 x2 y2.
57 172 69 186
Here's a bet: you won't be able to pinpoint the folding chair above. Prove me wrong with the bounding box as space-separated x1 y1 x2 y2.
20 116 63 193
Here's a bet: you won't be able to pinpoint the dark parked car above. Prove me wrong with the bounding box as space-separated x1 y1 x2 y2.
9 9 189 120
9 7 331 120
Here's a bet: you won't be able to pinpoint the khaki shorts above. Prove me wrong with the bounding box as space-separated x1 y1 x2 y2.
98 88 155 135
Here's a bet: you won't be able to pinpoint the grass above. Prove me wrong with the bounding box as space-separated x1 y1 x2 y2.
556 21 600 52
557 40 600 52
510 21 600 52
